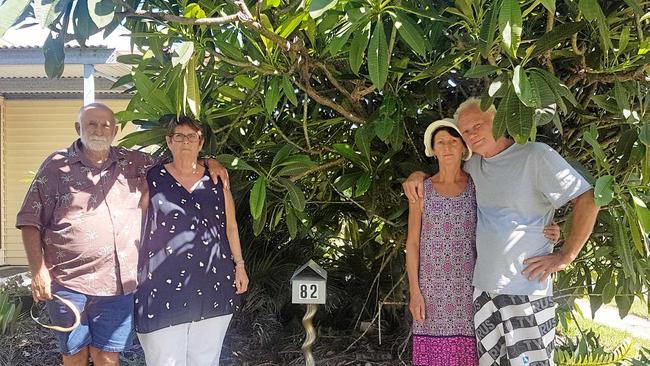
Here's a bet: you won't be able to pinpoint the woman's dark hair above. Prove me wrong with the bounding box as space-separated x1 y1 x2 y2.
160 114 203 137
431 126 465 149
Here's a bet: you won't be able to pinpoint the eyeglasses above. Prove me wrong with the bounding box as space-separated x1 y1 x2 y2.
169 133 201 143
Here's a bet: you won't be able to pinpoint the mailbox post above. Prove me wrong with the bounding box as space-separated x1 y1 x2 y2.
291 260 327 366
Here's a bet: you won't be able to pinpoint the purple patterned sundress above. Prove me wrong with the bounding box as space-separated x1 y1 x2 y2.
412 178 478 366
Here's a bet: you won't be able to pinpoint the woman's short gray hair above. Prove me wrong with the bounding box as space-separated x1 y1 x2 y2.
453 97 497 121
161 115 203 137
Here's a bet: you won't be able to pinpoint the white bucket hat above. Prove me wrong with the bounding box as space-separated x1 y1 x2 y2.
423 118 472 161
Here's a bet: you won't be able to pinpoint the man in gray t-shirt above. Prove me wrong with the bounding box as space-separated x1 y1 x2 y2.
404 98 598 366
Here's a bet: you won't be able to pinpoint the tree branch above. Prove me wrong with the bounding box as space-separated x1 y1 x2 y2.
116 0 304 55
290 158 345 182
116 0 363 124
294 79 366 124
207 49 278 75
543 9 555 74
314 62 354 103
302 96 312 151
351 83 376 101
566 65 649 88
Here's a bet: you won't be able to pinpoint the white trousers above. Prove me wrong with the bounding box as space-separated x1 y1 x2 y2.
137 314 233 366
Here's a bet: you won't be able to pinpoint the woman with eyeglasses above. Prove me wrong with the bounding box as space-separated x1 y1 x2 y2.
134 115 249 365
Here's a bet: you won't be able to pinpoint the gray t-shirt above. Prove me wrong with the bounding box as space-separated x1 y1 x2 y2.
464 142 591 296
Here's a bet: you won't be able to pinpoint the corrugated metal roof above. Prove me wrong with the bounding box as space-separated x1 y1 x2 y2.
0 63 131 79
0 45 111 49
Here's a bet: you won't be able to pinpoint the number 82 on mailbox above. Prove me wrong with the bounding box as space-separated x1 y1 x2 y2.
291 280 326 304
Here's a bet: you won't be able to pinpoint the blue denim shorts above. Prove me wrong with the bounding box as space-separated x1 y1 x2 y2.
46 282 134 355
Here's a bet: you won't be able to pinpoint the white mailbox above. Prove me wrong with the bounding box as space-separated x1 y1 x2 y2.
291 260 327 304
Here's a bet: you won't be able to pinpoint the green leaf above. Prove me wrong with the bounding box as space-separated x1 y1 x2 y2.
488 79 503 97
43 32 65 78
529 72 556 107
309 0 338 19
631 194 650 234
327 23 353 56
618 26 630 56
393 11 427 56
540 0 555 12
590 95 619 113
72 0 99 43
285 205 298 238
624 204 645 255
534 69 578 108
171 41 194 68
0 0 30 37
183 3 206 18
277 12 306 38
279 178 306 212
602 282 616 304
355 127 372 163
119 128 168 148
579 0 599 21
613 82 631 115
276 162 313 177
214 37 244 61
183 57 201 116
623 0 644 16
615 295 634 319
505 95 534 144
250 176 267 219
499 0 523 57
88 0 115 28
579 0 613 50
479 1 499 58
355 172 372 197
464 65 500 78
272 145 294 168
218 86 247 101
528 21 586 58
33 0 73 29
492 85 513 139
639 123 650 146
374 117 394 142
215 154 258 172
512 65 537 107
253 204 267 236
114 110 155 123
264 0 281 8
389 121 405 150
281 76 298 106
265 77 282 115
234 75 256 89
259 14 275 53
349 22 371 75
582 130 610 171
368 18 389 89
594 175 615 206
333 144 363 166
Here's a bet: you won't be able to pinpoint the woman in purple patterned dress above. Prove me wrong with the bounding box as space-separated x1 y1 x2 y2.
405 119 559 366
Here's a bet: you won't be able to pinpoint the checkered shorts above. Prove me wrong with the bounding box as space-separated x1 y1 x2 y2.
473 289 556 366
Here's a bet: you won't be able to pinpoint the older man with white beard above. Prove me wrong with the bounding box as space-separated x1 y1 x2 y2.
16 103 228 366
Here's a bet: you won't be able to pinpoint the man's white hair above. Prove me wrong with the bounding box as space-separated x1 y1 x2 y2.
77 103 116 123
453 97 497 121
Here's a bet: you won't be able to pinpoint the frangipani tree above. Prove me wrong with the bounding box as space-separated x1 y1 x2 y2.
2 0 649 325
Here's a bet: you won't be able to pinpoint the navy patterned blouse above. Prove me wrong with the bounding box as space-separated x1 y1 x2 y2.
135 164 240 333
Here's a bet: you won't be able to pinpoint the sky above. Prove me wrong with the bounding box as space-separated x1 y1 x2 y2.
1 19 132 51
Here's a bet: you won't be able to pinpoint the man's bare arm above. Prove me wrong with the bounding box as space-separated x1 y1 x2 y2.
21 226 52 301
523 189 599 281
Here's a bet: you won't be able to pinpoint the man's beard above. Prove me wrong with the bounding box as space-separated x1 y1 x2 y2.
81 135 112 152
